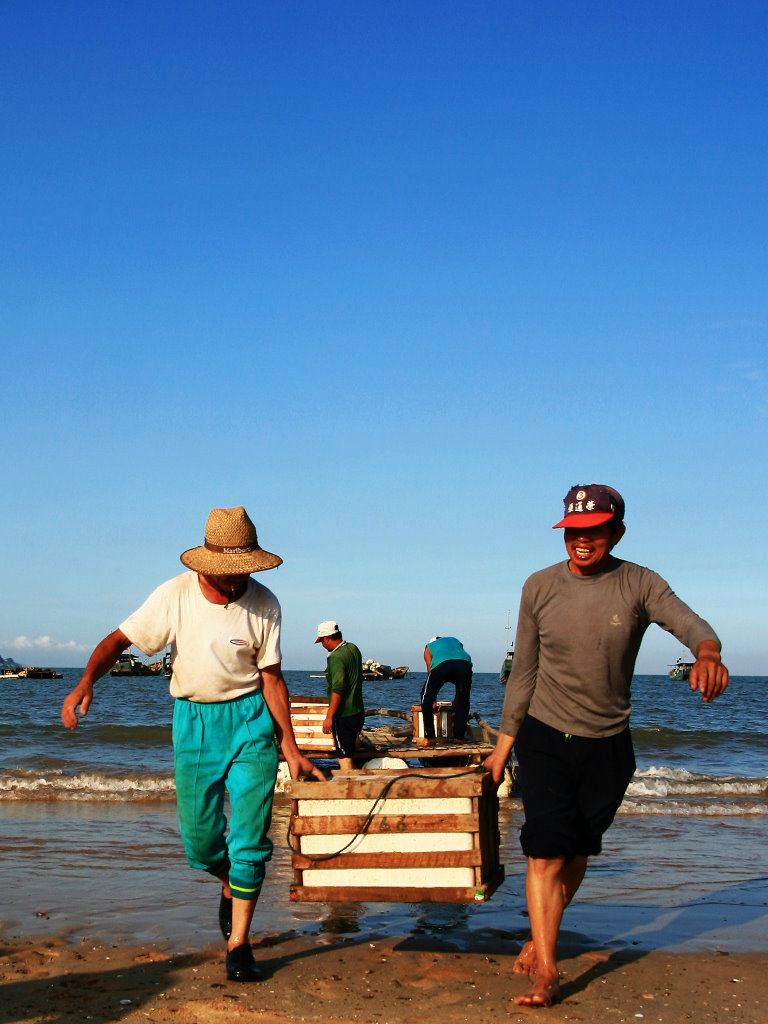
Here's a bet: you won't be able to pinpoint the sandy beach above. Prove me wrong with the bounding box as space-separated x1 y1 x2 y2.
4 802 768 1024
4 670 767 1022
3 929 767 1024
3 793 768 1022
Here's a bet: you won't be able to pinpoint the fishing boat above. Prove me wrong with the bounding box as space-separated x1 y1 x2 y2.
669 658 694 681
18 666 63 679
109 652 162 677
283 696 516 797
361 660 409 680
499 613 514 685
289 698 500 759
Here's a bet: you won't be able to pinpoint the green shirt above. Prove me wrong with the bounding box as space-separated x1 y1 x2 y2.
326 641 364 718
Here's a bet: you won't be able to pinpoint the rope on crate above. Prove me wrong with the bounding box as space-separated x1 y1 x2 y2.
286 765 487 861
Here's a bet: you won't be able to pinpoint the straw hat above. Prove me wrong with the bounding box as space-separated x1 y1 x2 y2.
180 506 283 575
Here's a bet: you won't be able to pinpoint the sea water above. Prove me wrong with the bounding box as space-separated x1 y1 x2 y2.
1 669 766 952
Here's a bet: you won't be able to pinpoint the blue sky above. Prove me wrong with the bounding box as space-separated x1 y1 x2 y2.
2 1 766 674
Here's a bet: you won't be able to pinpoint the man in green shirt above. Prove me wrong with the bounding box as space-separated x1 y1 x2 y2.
315 620 365 770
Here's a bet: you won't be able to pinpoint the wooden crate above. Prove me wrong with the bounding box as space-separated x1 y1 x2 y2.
411 701 454 740
286 766 504 903
289 695 336 753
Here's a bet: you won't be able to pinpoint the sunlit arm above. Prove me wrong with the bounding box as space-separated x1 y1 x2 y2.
60 628 130 730
261 664 325 780
484 731 516 784
323 691 343 733
688 640 729 703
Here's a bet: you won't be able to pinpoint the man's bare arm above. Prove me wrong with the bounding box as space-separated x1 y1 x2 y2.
689 640 728 702
261 664 325 780
323 691 343 733
61 628 131 729
484 732 516 784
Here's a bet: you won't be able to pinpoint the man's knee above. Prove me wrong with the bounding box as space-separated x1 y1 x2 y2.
527 854 567 881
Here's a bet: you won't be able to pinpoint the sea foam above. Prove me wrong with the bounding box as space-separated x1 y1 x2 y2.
0 768 176 801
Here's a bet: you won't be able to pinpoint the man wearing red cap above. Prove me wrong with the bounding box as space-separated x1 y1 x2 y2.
485 484 729 1007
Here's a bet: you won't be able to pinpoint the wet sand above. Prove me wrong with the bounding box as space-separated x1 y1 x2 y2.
3 799 768 1021
2 930 767 1024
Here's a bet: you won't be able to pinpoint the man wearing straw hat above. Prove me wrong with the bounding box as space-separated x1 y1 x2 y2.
484 484 729 1008
61 506 324 983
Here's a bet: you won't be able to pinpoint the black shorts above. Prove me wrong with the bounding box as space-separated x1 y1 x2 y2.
332 711 365 759
514 714 636 860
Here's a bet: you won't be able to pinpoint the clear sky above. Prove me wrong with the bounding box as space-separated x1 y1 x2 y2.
2 1 766 674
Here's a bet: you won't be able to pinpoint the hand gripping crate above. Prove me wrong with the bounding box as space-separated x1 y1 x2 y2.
286 766 504 903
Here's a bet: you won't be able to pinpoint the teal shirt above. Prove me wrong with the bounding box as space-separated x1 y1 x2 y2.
325 641 364 717
426 636 472 670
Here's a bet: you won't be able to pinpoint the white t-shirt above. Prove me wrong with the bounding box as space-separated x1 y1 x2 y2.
119 571 282 702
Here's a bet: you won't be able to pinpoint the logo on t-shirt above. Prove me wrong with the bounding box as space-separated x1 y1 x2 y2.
229 639 248 646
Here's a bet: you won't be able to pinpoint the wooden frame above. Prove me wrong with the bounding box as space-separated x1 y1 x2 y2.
289 695 336 753
286 767 504 903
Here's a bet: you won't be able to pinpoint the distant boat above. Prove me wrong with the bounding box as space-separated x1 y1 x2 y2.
362 660 409 680
499 613 514 685
669 658 694 681
110 652 162 677
18 666 63 679
162 650 172 678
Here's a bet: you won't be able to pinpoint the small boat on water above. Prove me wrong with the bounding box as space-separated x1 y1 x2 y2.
669 658 694 681
499 613 514 685
362 660 409 681
18 666 63 679
110 652 162 677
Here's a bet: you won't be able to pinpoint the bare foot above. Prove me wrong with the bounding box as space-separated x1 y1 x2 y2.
514 974 561 1007
414 737 436 748
513 938 537 976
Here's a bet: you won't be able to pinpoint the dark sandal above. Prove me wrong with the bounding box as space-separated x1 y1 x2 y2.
218 891 232 940
226 943 262 982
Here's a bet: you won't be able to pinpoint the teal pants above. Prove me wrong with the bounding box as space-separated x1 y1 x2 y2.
172 691 278 900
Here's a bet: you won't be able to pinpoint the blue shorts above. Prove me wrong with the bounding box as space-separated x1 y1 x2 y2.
514 714 636 860
172 690 278 900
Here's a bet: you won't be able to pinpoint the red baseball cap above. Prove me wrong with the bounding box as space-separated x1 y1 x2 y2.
553 484 625 529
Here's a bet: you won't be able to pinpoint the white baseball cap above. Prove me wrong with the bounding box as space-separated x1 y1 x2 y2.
315 620 340 642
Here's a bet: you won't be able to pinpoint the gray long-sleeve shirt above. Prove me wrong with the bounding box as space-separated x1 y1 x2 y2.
499 557 720 740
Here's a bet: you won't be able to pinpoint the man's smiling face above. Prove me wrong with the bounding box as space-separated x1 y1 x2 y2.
563 521 625 576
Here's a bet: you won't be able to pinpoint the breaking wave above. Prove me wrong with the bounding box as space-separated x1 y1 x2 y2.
0 768 176 802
